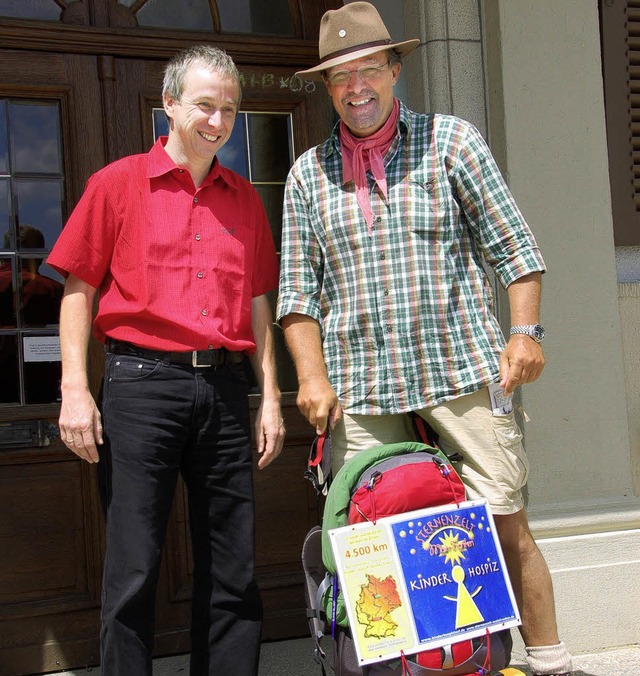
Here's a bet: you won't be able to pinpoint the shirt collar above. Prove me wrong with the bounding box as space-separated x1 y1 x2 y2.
146 136 235 189
324 98 412 160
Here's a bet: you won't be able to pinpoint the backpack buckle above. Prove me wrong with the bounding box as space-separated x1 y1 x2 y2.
366 470 382 491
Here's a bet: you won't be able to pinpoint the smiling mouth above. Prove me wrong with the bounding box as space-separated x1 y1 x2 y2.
348 98 373 107
199 130 221 142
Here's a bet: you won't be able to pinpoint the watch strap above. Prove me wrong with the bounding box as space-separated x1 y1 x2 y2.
510 324 545 343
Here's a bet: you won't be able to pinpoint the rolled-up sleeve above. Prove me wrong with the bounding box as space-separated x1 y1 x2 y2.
277 160 324 325
452 123 546 288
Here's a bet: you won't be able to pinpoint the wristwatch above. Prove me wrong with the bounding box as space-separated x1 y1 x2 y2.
510 324 545 343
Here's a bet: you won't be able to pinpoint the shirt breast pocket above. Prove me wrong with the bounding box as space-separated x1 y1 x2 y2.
112 231 143 273
403 172 454 240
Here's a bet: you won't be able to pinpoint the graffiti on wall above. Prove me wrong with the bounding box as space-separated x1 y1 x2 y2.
238 72 317 94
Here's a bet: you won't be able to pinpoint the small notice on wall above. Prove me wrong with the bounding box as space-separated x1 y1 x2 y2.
23 336 61 362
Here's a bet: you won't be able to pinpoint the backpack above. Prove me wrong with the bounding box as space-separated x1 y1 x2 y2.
302 433 515 676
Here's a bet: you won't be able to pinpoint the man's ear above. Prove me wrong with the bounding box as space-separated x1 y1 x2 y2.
391 62 401 86
162 93 175 119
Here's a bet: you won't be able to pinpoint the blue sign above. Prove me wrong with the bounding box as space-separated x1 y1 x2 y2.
390 502 518 645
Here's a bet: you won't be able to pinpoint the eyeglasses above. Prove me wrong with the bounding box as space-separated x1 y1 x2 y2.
325 61 391 86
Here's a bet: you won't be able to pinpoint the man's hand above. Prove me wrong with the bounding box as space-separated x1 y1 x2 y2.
59 386 103 463
280 313 342 433
296 375 342 435
498 335 546 396
255 397 285 469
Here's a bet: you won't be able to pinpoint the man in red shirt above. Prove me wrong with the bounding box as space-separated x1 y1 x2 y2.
48 45 284 676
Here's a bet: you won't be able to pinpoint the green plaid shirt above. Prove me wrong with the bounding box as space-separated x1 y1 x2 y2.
277 101 545 415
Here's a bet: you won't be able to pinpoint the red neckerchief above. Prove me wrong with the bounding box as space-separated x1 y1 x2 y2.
339 98 400 232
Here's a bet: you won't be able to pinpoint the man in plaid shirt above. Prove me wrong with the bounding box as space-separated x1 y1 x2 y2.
277 4 572 676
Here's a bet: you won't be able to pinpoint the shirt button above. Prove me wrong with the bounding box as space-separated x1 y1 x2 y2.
376 216 382 223
380 252 385 260
197 271 204 278
179 169 184 173
383 288 389 296
195 234 201 241
386 324 392 333
208 344 214 349
201 309 208 316
193 197 198 203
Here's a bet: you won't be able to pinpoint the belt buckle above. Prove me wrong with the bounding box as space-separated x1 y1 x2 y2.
191 350 213 368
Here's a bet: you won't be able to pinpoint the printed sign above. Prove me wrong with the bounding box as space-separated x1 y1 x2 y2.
23 335 61 362
329 500 520 666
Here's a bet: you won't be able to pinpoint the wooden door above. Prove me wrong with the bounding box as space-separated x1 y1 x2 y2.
0 50 107 675
0 47 335 675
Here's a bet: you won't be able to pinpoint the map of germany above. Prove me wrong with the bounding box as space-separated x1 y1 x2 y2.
355 574 402 639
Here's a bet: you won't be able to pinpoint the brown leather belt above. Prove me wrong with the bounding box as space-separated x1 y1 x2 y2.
106 339 245 368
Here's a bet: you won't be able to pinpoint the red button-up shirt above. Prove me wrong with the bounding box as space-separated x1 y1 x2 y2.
49 137 278 352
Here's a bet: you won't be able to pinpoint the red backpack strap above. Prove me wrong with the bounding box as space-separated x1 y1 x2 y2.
304 429 333 497
410 412 440 448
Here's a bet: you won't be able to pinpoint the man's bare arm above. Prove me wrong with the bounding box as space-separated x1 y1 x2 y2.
499 272 546 395
58 274 102 462
249 294 285 469
281 312 341 434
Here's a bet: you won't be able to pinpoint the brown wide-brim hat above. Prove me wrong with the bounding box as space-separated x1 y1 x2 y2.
296 2 420 81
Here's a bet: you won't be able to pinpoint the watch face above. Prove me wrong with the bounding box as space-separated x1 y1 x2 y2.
532 325 545 341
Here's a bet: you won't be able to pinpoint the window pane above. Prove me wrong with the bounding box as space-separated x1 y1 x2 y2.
1 97 64 407
0 179 10 243
153 109 169 140
136 0 213 31
18 256 64 327
9 102 61 174
217 0 293 36
24 358 61 404
0 101 8 174
253 184 284 251
217 114 249 179
0 0 61 21
247 113 292 182
14 180 64 250
0 334 19 403
0 257 16 328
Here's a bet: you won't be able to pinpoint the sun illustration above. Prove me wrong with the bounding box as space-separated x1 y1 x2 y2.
438 530 466 566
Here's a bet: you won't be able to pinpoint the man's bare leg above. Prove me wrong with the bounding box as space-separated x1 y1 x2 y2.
494 510 573 675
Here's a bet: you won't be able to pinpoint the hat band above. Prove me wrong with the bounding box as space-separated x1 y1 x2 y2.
319 38 392 66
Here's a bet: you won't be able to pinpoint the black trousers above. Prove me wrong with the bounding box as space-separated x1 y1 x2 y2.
97 352 262 675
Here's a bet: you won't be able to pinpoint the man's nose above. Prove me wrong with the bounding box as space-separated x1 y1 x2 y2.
208 110 222 126
346 71 369 90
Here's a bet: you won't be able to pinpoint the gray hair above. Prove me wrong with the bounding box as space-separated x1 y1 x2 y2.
387 49 402 67
162 45 241 102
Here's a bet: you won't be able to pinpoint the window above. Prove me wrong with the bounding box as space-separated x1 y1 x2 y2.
0 0 296 35
601 0 640 245
123 0 294 35
0 0 61 21
0 99 65 405
153 107 297 391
